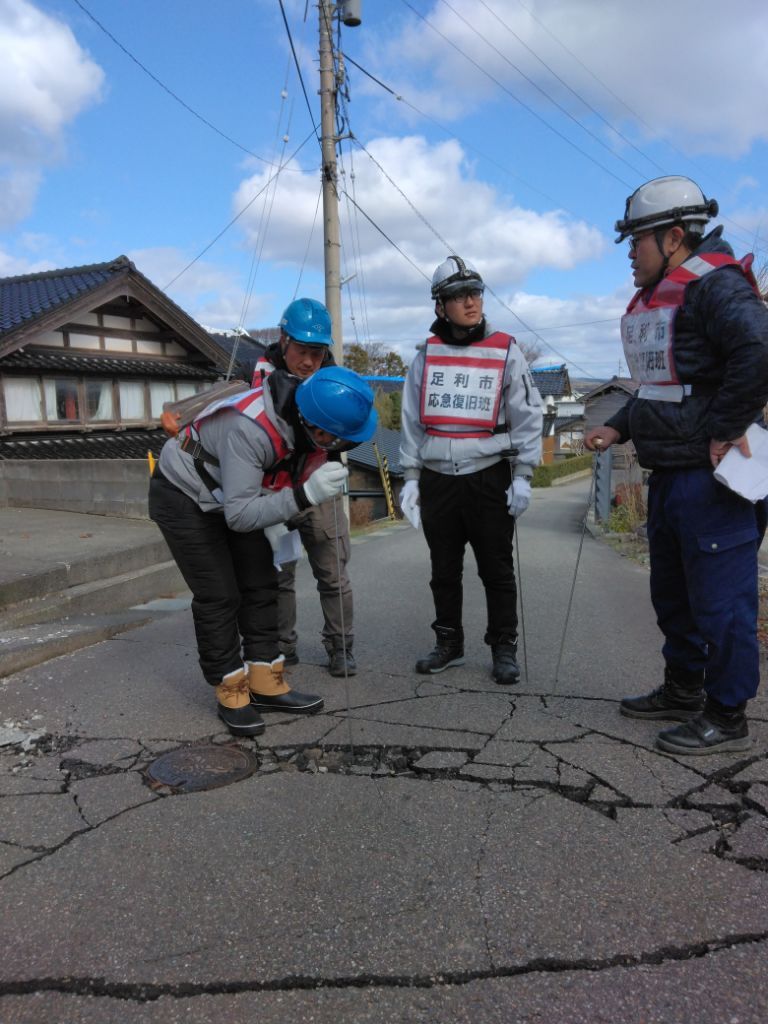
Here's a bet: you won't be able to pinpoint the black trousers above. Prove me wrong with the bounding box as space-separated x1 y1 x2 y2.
420 461 517 645
148 474 278 685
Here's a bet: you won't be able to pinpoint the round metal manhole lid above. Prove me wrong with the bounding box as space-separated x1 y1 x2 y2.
146 744 258 793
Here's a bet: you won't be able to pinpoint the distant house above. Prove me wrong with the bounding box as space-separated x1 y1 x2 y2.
530 364 585 463
582 376 638 467
0 256 267 515
0 256 230 462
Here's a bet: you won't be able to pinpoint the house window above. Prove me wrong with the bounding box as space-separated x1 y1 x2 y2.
4 377 42 422
119 380 146 420
44 379 80 422
149 381 176 418
86 380 114 421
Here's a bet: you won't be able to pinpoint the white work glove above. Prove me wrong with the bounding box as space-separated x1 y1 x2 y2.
303 463 348 506
506 477 531 519
399 479 421 529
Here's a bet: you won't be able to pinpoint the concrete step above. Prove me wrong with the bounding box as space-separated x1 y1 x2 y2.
0 535 176 609
0 559 187 629
0 612 153 678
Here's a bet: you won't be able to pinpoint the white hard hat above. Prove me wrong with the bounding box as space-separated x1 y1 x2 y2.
615 176 718 243
431 255 484 300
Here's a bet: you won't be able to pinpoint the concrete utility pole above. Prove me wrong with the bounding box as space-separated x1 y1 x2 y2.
318 1 343 367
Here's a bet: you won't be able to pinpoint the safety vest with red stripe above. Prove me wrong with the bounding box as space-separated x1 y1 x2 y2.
621 252 758 400
419 332 513 437
187 385 325 491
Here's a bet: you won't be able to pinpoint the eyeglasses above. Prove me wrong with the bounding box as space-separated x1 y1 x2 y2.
445 287 484 302
628 231 652 253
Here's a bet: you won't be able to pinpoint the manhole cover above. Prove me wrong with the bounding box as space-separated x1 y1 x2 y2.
146 744 257 793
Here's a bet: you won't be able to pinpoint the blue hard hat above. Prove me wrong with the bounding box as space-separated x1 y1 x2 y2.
296 366 378 443
279 298 333 346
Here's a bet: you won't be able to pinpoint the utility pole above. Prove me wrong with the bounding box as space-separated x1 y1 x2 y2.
318 1 343 367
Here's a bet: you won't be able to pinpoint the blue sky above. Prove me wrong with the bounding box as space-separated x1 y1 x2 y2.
1 0 766 378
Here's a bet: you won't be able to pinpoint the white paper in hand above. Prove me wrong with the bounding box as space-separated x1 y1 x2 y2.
272 528 303 570
713 423 768 502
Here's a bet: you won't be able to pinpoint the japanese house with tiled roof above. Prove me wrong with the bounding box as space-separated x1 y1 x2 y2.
0 256 233 461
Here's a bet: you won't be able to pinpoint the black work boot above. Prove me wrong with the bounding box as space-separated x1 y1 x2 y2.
491 638 521 686
656 697 751 756
620 665 705 721
325 638 357 677
415 626 465 674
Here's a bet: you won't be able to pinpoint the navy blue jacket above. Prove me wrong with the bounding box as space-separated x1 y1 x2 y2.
607 228 768 469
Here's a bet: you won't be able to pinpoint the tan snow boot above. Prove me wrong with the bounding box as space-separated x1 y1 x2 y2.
215 667 265 736
247 656 324 715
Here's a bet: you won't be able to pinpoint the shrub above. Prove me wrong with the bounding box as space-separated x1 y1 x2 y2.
532 453 593 488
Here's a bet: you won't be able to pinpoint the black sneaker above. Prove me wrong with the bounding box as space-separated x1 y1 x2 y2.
280 648 299 666
415 626 464 674
327 643 357 677
491 640 520 686
620 667 705 720
656 713 751 756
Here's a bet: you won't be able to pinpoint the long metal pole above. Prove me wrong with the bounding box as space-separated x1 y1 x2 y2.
318 0 343 368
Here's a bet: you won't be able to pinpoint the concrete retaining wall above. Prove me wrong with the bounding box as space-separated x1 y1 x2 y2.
0 460 152 519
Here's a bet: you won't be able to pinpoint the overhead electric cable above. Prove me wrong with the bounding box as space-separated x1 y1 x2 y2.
293 185 323 300
511 0 766 249
342 51 582 219
70 0 307 171
351 137 454 254
400 0 632 188
438 0 651 181
339 191 431 283
163 130 316 290
277 0 320 136
475 0 665 174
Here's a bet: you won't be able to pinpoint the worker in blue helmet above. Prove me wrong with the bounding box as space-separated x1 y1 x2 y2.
149 364 377 738
249 299 362 677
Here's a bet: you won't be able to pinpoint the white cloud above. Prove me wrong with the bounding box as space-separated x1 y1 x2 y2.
0 168 42 229
127 247 275 332
234 133 603 293
0 0 104 225
366 0 768 157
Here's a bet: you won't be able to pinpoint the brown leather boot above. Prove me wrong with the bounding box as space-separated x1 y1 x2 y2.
247 656 324 715
215 667 265 736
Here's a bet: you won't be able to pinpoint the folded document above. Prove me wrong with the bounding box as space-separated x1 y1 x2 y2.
713 423 768 502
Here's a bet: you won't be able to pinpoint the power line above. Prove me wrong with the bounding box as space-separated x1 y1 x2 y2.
277 0 320 137
163 130 316 290
342 51 582 219
70 0 307 171
438 0 652 182
475 0 665 175
509 0 767 249
399 0 633 188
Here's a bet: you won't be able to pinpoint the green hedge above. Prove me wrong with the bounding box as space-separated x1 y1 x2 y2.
532 453 593 488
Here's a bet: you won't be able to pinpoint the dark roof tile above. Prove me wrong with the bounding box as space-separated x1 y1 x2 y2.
0 257 133 336
0 429 167 461
1 350 218 379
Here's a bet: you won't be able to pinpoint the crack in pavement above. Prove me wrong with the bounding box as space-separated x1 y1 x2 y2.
1 931 767 1001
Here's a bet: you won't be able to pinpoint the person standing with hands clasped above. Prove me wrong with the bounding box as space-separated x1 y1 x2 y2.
585 175 768 756
399 256 543 685
149 365 377 737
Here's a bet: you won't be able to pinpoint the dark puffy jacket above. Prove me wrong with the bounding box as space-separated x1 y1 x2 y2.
607 228 768 470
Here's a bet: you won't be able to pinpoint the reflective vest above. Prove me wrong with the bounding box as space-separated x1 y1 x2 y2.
621 252 758 402
419 332 512 437
186 385 325 492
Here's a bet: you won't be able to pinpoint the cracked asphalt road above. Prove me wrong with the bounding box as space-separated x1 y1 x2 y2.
1 478 766 1024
